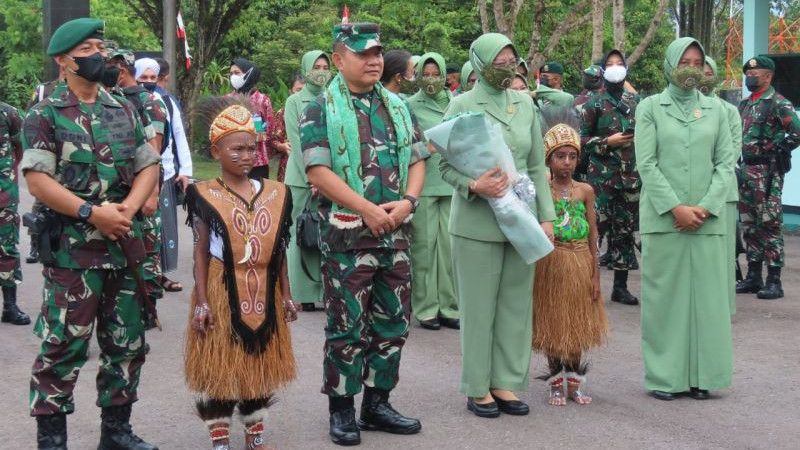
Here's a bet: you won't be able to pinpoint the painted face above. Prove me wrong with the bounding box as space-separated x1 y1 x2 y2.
333 46 384 91
548 146 579 179
212 131 257 176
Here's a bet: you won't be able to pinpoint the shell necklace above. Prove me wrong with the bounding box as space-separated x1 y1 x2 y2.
550 179 574 228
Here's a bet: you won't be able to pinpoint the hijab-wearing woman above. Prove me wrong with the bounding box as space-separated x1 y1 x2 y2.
441 33 555 418
230 57 290 180
283 50 331 312
456 61 477 95
380 49 417 96
406 53 458 330
701 56 742 317
635 37 735 401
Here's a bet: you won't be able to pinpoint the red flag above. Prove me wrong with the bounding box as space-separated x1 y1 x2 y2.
176 11 186 39
176 10 192 70
342 5 349 24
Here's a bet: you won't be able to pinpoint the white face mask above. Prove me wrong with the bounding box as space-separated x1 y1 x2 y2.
603 65 627 83
230 74 246 90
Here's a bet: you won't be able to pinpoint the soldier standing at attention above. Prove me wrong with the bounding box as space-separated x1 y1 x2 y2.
0 100 28 325
21 18 160 450
735 55 800 300
302 22 427 446
580 49 641 305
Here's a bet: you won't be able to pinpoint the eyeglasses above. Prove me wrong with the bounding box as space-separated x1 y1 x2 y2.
493 58 518 67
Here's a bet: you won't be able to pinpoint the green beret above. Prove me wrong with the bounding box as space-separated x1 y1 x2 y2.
109 49 135 67
743 55 775 72
47 18 104 56
541 61 564 75
333 22 382 53
584 64 603 77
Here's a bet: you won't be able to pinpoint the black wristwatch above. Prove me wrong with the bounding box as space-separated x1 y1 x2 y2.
403 195 419 213
77 201 94 221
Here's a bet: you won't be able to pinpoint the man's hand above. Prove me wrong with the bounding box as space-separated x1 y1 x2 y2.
88 203 132 241
176 175 191 192
606 132 634 147
362 203 397 237
380 200 413 228
470 167 509 198
672 205 704 231
142 191 159 216
540 221 554 243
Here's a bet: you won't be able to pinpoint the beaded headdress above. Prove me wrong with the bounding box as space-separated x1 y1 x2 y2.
209 104 256 145
544 123 581 160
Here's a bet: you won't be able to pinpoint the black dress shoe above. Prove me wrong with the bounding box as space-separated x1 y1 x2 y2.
648 390 676 401
330 408 360 446
419 318 440 330
438 317 460 329
466 398 500 418
688 387 710 400
490 393 529 416
359 388 421 434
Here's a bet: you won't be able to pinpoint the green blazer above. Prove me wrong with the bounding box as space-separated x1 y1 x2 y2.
283 86 318 188
440 83 556 242
534 85 575 108
635 91 735 235
719 99 742 203
407 90 453 197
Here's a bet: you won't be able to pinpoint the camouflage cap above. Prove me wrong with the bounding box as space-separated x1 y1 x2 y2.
333 22 382 53
541 61 564 75
743 55 775 72
109 49 136 67
584 64 603 77
47 17 104 56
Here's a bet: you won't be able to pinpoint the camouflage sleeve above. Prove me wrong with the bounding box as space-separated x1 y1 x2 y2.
127 104 160 173
407 105 429 164
1 104 22 163
774 97 800 153
145 95 167 136
579 99 607 155
19 106 57 176
300 96 332 170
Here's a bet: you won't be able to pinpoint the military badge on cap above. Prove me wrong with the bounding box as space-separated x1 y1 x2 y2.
543 65 549 72
333 22 382 53
749 59 757 68
743 55 775 72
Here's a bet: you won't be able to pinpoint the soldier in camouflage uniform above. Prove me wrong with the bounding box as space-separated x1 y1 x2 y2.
302 22 427 446
580 49 640 305
20 18 160 450
735 55 800 300
0 101 29 325
573 64 604 181
107 50 167 317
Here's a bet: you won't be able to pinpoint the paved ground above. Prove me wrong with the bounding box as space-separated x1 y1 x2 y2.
2 186 799 450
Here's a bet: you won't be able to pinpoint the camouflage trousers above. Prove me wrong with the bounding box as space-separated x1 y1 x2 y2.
321 248 411 397
30 267 147 416
588 161 640 271
738 164 784 267
0 204 21 288
141 212 163 302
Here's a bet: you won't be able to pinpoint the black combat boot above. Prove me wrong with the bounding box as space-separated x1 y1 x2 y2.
27 239 39 263
2 286 31 325
610 270 639 305
358 387 421 435
736 260 763 294
599 250 612 267
329 396 360 446
97 405 158 450
757 266 784 300
36 413 67 450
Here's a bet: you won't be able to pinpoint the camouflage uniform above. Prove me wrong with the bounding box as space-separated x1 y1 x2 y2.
0 102 22 287
115 86 167 305
301 89 428 397
738 86 800 268
20 83 160 416
580 90 640 271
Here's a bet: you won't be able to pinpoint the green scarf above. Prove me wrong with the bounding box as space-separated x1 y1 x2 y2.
460 61 474 91
470 33 516 95
417 52 451 109
324 72 413 209
664 37 704 118
302 50 329 96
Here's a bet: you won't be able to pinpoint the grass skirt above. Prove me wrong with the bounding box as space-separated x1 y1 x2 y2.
184 258 296 400
533 240 608 359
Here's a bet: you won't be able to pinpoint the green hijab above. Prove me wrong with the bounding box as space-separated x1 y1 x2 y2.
469 32 516 94
301 50 330 95
663 37 705 116
417 52 450 108
460 61 474 90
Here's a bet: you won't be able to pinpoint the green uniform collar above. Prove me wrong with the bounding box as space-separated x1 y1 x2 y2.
48 83 122 108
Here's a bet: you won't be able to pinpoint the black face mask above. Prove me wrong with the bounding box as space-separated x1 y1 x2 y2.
101 65 120 88
141 82 157 92
539 74 552 88
70 52 106 82
745 75 761 92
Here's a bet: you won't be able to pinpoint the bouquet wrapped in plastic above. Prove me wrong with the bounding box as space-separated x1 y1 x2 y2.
426 112 553 264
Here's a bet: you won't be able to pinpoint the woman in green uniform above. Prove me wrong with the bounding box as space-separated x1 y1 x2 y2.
407 52 458 330
635 37 735 401
283 50 331 311
441 33 555 417
457 61 477 95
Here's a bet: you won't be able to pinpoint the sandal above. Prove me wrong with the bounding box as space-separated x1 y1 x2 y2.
160 275 183 292
566 373 592 405
547 375 566 406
